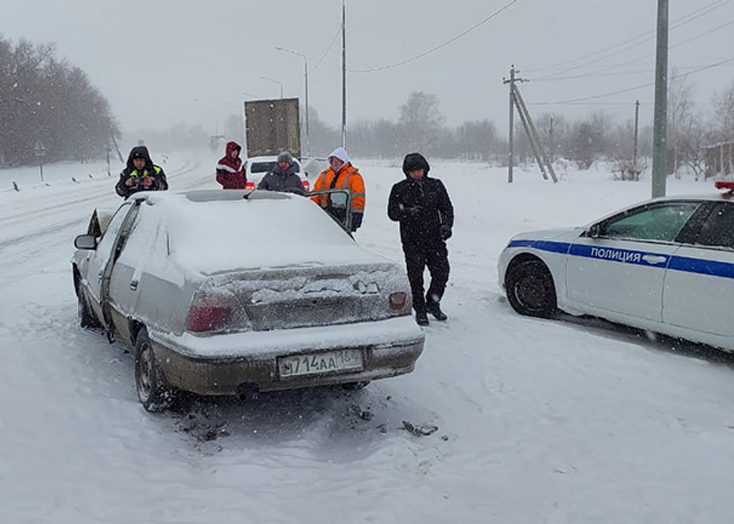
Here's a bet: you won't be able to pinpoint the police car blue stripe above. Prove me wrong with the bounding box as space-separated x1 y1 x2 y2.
668 255 734 280
509 239 734 280
508 240 571 253
569 244 667 267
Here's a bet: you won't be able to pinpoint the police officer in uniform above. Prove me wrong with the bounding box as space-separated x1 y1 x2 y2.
115 146 168 199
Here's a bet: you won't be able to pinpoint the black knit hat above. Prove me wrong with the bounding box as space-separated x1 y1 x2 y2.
402 152 430 177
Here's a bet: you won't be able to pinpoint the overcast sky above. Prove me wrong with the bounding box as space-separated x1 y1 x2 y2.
3 0 733 136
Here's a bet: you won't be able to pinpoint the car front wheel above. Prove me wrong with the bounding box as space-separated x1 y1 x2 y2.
505 258 557 318
134 329 171 412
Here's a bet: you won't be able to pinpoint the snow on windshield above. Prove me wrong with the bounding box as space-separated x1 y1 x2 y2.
148 191 373 274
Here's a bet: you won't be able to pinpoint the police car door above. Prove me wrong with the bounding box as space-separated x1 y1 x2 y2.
566 201 701 322
663 201 734 339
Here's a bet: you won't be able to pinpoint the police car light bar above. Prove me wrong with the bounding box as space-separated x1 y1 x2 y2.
714 181 734 191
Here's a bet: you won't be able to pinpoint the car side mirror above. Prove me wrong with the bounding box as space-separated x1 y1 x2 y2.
74 234 98 250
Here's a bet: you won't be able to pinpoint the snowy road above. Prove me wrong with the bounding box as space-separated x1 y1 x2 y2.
3 155 734 523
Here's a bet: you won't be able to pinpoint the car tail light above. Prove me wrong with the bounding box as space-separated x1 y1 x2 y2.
245 181 256 190
389 292 410 315
302 180 310 192
186 290 250 333
715 181 734 192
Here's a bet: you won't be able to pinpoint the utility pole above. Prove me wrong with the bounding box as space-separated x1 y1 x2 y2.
549 115 555 164
341 0 347 149
652 0 669 198
633 100 640 174
503 66 525 183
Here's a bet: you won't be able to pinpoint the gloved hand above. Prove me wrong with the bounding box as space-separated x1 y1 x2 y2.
403 205 424 218
351 212 363 232
440 224 452 240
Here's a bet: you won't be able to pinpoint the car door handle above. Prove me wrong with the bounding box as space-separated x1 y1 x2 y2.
129 280 138 291
642 255 667 265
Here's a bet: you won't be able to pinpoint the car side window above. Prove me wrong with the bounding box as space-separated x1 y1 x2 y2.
95 204 131 260
602 203 700 243
693 203 734 249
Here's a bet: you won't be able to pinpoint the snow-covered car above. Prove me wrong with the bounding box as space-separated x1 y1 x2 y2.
71 189 424 411
498 182 734 353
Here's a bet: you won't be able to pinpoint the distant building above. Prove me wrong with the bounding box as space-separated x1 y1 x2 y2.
704 141 734 178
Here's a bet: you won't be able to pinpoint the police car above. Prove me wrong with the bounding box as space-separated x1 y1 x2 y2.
498 181 734 352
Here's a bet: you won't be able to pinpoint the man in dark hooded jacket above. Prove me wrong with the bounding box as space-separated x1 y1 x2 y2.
257 151 305 195
115 146 168 199
388 153 454 326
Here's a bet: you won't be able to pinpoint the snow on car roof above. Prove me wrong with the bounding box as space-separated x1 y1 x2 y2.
141 190 378 275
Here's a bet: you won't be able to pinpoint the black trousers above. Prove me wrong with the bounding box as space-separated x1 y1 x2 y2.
403 242 450 312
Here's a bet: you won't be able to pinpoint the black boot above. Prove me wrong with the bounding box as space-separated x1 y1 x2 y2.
426 301 448 321
415 310 429 326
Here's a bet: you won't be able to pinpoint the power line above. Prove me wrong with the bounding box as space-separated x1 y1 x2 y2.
531 55 734 106
532 15 734 82
309 26 341 74
526 0 732 78
348 0 522 73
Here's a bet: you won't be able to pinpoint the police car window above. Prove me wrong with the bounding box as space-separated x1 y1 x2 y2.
694 203 734 248
603 203 700 242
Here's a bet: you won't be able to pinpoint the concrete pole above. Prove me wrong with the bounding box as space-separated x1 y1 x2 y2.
652 0 669 198
341 0 347 149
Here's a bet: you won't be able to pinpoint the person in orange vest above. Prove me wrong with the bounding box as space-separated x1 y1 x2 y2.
310 147 365 232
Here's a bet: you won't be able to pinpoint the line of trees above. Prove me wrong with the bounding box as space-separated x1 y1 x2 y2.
0 35 119 167
289 82 734 179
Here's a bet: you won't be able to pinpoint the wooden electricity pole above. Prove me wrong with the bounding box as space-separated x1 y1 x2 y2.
503 66 524 183
504 66 558 184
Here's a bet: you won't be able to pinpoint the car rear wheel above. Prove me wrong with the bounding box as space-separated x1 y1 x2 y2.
506 258 557 318
134 329 172 412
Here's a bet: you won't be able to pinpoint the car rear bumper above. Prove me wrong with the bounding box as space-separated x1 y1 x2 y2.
150 316 424 395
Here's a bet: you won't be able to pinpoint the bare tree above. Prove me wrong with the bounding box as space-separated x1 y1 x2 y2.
668 71 695 178
399 91 446 155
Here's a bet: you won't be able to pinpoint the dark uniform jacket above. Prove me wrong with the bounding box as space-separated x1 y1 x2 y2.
115 146 168 199
388 174 454 247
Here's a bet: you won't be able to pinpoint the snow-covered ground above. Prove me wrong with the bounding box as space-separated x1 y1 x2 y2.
3 154 734 523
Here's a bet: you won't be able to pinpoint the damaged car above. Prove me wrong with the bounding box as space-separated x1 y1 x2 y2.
71 189 424 412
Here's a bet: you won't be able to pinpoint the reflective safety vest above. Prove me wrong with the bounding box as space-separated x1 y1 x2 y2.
310 163 365 213
128 166 162 178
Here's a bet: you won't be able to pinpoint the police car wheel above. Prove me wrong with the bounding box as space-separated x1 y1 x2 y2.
134 329 172 413
506 259 557 318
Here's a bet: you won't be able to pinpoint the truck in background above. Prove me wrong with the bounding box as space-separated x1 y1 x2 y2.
244 98 327 183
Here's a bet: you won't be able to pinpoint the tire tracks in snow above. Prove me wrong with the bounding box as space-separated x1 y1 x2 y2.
0 158 205 282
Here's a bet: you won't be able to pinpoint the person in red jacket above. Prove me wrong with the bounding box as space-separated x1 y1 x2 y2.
216 141 247 189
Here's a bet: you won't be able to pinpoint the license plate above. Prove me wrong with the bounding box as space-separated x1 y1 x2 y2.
278 349 364 378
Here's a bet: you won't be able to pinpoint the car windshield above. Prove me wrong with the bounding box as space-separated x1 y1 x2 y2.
154 193 362 274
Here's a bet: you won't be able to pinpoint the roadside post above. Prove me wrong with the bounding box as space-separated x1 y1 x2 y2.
34 140 46 182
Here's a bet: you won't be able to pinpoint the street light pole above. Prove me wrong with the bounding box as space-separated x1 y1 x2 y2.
275 46 310 157
261 76 284 99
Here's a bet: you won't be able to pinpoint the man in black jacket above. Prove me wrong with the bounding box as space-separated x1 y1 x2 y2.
388 153 454 326
115 146 168 199
257 151 306 195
